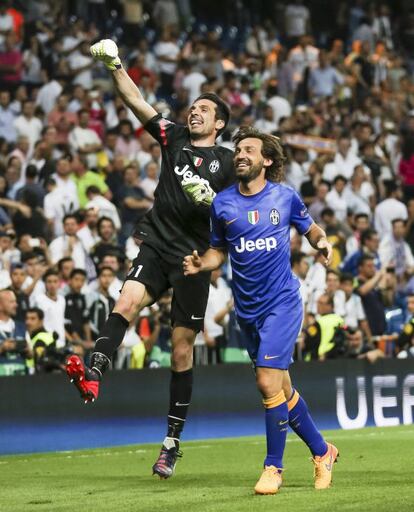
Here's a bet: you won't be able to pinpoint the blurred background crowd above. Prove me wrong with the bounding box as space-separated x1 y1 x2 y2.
1 0 414 376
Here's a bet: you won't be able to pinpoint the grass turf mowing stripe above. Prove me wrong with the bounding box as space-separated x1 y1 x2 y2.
1 426 413 512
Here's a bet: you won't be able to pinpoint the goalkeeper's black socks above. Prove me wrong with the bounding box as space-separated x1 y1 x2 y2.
91 312 129 376
165 368 193 448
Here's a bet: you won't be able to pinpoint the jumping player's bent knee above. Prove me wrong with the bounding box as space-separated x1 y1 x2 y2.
171 327 196 371
114 280 153 322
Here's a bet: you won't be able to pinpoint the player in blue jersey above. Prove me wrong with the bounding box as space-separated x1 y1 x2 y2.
183 127 338 495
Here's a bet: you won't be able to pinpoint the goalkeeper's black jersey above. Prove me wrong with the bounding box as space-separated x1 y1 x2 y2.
135 114 235 260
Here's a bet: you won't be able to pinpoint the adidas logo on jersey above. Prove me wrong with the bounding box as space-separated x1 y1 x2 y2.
234 236 277 253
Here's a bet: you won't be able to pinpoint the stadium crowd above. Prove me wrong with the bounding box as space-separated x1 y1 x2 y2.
0 0 414 375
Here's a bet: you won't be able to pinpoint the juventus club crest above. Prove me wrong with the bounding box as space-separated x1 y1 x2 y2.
248 210 259 225
209 160 220 173
270 209 280 225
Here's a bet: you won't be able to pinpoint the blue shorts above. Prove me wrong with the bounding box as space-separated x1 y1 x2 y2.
238 292 303 370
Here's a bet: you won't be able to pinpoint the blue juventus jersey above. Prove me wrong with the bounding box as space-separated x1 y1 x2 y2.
210 181 313 320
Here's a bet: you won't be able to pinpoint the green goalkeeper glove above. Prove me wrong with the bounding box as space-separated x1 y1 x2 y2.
90 39 122 71
181 177 216 207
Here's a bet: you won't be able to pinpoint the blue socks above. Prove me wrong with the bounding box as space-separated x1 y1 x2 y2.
263 390 288 469
288 389 327 457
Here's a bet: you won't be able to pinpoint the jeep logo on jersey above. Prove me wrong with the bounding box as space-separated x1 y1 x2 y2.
248 210 259 225
209 160 220 173
174 164 202 182
270 209 280 225
235 236 277 253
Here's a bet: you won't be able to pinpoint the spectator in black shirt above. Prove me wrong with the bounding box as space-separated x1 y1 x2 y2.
8 263 29 323
16 164 45 208
119 165 152 242
91 216 124 268
12 189 47 239
356 255 395 336
88 266 115 339
65 269 92 356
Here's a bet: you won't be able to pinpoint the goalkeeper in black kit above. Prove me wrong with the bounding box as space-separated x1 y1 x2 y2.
65 39 234 478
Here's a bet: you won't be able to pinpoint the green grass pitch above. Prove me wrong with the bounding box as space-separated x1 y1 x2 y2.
1 425 414 512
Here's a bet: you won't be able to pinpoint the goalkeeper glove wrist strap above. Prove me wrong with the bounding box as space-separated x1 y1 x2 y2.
106 58 122 71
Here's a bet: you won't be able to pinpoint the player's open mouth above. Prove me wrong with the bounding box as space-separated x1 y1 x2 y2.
236 161 250 169
190 118 203 127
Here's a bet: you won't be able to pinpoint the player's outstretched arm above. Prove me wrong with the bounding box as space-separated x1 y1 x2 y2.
183 248 226 275
304 222 333 267
90 39 157 125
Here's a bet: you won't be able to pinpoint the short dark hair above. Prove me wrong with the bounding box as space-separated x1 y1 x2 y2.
333 174 347 184
25 164 38 179
86 185 101 196
355 213 369 222
391 217 407 227
98 265 115 277
232 126 286 182
360 228 378 246
57 257 73 271
26 308 45 320
383 179 398 196
290 250 306 266
21 252 38 263
340 272 354 284
319 293 334 307
43 269 59 282
70 268 87 280
326 268 340 278
358 254 375 267
194 93 230 137
63 213 78 224
321 207 335 218
97 216 115 232
26 307 44 321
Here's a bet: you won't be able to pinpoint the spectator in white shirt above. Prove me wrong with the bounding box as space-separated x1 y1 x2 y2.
309 50 344 98
0 5 13 47
69 41 94 90
85 185 121 231
345 164 375 217
285 1 311 40
323 134 362 181
374 180 408 238
340 273 371 339
154 27 180 97
181 60 207 105
203 268 232 363
288 35 319 89
115 119 140 159
13 100 43 150
49 214 87 270
140 160 159 201
287 147 310 191
291 250 310 305
0 90 16 142
308 269 346 316
254 104 278 135
266 82 292 127
35 74 63 116
326 175 349 222
31 269 66 348
77 207 100 254
53 156 78 198
379 218 414 280
68 109 102 169
88 253 123 301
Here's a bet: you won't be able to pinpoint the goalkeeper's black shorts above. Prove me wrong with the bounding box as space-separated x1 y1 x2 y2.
125 242 210 332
